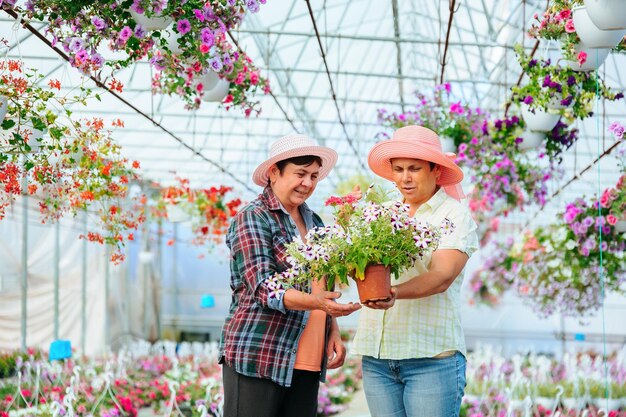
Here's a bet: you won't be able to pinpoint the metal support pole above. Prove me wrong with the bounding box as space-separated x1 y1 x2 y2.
53 221 60 340
172 223 178 335
104 247 110 349
20 170 28 352
156 222 163 340
81 211 87 354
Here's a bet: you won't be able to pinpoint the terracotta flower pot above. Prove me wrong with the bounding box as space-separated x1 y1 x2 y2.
354 264 391 303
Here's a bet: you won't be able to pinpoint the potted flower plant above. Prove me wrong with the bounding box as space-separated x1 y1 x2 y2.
277 188 450 303
511 45 623 124
377 84 487 152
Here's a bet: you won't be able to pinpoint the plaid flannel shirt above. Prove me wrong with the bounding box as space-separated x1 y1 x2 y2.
219 186 327 387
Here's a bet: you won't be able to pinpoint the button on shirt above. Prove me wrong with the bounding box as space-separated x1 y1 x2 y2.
352 188 479 360
218 186 326 387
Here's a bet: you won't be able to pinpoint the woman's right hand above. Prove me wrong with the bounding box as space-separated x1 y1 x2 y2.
314 291 361 317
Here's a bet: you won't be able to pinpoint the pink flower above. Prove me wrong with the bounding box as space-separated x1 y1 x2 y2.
577 51 588 66
250 72 259 85
199 43 211 54
559 9 572 20
607 214 618 225
600 193 611 208
235 72 245 85
450 102 464 114
118 26 133 43
176 19 191 35
565 19 576 33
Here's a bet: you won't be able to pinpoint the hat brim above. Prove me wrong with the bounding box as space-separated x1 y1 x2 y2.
368 139 463 185
252 146 338 187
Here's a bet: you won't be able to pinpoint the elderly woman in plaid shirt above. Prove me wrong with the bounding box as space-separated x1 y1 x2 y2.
219 134 361 417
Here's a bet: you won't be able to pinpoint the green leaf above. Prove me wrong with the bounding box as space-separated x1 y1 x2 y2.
1 119 15 130
31 117 46 131
24 160 34 171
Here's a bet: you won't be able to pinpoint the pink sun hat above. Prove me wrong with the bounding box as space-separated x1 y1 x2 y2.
252 134 338 187
368 125 465 199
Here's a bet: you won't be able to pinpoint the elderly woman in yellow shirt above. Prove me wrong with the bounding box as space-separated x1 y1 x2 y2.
352 125 479 417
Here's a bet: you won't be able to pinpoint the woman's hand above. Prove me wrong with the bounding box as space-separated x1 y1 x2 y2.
326 323 346 369
313 291 361 317
363 287 397 310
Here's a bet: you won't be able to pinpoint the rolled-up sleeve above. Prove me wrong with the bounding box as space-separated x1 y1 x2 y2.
230 209 288 313
436 209 479 258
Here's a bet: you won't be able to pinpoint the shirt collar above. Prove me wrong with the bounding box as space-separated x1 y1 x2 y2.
416 187 448 213
261 186 314 222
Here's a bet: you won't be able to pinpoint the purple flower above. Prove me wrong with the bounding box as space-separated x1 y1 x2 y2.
91 16 106 31
560 95 573 106
209 56 223 72
567 75 577 86
177 19 191 35
130 0 144 13
75 49 89 62
542 75 552 88
134 24 146 38
68 37 85 52
200 27 214 44
91 53 104 68
523 95 533 105
528 59 537 68
193 9 205 21
246 0 260 13
118 26 133 43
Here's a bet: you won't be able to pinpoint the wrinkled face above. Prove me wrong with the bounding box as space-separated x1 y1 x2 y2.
269 161 321 210
390 158 440 206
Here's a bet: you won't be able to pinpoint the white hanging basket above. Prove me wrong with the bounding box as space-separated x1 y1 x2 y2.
562 42 610 72
202 78 231 102
166 203 190 223
439 135 456 153
161 25 183 55
521 104 560 132
129 9 172 31
584 0 626 30
519 130 545 150
0 95 8 121
194 70 220 92
561 397 584 410
534 397 556 410
572 6 626 48
614 220 626 233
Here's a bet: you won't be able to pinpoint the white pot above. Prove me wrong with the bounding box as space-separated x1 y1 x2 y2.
161 25 182 55
562 397 584 410
508 399 525 410
129 9 172 31
615 220 626 233
562 42 610 71
194 70 220 92
138 251 155 263
202 78 230 102
521 104 560 132
439 135 456 153
572 6 626 48
22 124 45 153
166 204 190 223
0 95 8 121
584 0 626 30
535 396 556 410
519 130 545 150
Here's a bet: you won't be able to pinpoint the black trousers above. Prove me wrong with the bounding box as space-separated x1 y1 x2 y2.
222 364 320 417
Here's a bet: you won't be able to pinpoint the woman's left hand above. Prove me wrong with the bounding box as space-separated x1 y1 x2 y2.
326 330 346 369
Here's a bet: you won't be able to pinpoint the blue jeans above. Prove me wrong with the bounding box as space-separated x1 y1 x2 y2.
361 352 466 417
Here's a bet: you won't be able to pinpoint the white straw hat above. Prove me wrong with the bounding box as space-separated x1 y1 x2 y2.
252 134 338 187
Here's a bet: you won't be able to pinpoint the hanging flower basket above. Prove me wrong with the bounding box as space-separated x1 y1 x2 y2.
520 104 560 132
562 42 610 71
518 130 545 150
584 0 626 30
572 6 626 48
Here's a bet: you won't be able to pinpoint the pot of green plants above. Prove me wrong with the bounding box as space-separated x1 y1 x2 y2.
584 0 626 30
354 264 391 303
439 135 456 153
572 6 626 48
